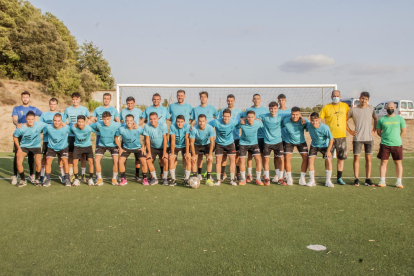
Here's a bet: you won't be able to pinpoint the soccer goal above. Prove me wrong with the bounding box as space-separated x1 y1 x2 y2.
115 84 338 112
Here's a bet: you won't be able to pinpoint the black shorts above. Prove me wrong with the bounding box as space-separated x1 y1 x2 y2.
263 142 284 157
309 146 328 158
215 143 236 156
95 146 119 156
234 139 240 152
353 141 374 155
283 142 308 154
73 146 94 159
258 138 265 153
150 147 168 160
239 144 260 157
194 144 213 155
121 148 146 159
21 147 42 155
169 147 190 157
46 146 69 158
331 137 347 160
42 142 49 155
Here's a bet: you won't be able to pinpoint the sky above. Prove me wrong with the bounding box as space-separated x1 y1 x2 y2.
31 0 414 106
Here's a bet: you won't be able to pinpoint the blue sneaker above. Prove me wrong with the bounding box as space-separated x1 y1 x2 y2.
59 175 65 183
337 178 346 185
39 176 44 184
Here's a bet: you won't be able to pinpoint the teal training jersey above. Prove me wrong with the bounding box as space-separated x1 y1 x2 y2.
242 106 269 138
258 113 290 145
190 124 215 146
65 106 90 137
90 121 121 147
117 126 144 150
167 103 193 124
13 121 47 148
92 106 119 122
142 106 170 124
278 108 292 141
281 117 309 145
237 120 263 146
307 122 333 148
190 105 218 123
120 108 142 124
39 111 67 142
43 125 70 151
169 122 191 148
218 108 243 140
209 118 238 146
143 122 169 149
70 125 95 148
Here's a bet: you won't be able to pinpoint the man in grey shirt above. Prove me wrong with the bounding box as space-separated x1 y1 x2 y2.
347 91 377 186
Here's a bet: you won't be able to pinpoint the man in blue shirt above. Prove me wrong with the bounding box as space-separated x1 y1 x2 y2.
237 110 263 186
116 114 148 186
43 113 71 187
39 98 67 183
13 111 46 187
281 106 309 186
190 114 215 186
91 111 122 186
210 109 239 186
190 91 218 124
167 90 193 124
217 94 243 182
70 115 96 186
144 112 169 186
277 94 292 183
65 92 91 182
143 93 170 124
306 112 334 187
11 91 42 185
168 115 191 186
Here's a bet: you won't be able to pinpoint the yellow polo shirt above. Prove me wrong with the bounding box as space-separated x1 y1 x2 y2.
319 102 349 138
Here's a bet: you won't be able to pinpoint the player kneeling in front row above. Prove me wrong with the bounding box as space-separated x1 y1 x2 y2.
116 114 148 186
306 112 334 187
169 115 191 186
13 111 46 187
71 115 95 186
91 111 122 186
190 114 216 186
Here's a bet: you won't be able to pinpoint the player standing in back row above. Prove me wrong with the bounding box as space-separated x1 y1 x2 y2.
190 91 218 124
167 90 193 124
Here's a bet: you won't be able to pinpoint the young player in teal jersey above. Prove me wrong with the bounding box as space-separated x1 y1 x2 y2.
143 93 170 124
65 92 91 182
189 91 218 124
237 110 263 186
39 98 67 183
210 109 239 186
144 112 169 185
217 94 243 182
277 93 292 183
70 115 95 186
306 112 334 188
167 90 193 124
13 111 47 187
168 115 191 186
189 114 215 186
116 114 148 186
43 113 71 187
91 111 122 186
281 106 309 186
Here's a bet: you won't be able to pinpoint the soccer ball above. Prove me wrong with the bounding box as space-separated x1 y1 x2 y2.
189 177 200 189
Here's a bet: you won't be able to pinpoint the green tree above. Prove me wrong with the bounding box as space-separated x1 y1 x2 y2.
162 99 169 107
48 65 80 96
79 69 100 98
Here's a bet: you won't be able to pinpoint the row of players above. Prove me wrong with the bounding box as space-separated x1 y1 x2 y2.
12 89 407 188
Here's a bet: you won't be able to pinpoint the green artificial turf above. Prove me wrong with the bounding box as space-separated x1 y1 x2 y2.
0 153 413 275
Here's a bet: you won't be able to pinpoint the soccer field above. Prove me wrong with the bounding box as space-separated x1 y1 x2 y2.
0 153 413 275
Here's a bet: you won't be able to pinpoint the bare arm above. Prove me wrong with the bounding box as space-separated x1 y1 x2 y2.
401 127 407 138
170 134 176 155
162 134 168 160
372 114 378 136
114 117 120 123
325 138 334 159
114 135 123 155
13 115 22 128
145 136 152 157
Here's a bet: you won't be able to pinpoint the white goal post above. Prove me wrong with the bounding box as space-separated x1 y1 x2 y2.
115 84 338 113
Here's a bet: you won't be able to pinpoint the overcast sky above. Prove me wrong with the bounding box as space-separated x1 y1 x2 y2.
31 0 414 106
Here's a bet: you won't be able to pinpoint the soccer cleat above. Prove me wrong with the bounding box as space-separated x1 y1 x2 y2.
197 174 203 181
396 182 403 189
353 178 360 186
325 180 334 188
272 175 279 183
33 179 42 187
16 179 27 188
239 179 247 186
278 179 287 186
183 179 190 187
286 177 293 186
81 174 87 183
236 173 241 181
39 176 44 184
377 180 386 187
246 175 253 182
43 180 51 187
214 180 221 186
205 179 215 186
162 178 169 186
27 174 35 184
230 179 237 186
70 174 75 183
149 178 158 185
119 178 128 186
59 175 65 183
135 175 143 182
142 178 149 186
88 178 95 186
364 179 374 186
221 173 227 181
264 178 270 186
73 179 81 186
65 179 71 187
111 178 118 186
306 180 316 187
96 178 104 186
11 175 18 185
336 178 346 185
299 177 307 186
256 179 264 186
169 179 177 186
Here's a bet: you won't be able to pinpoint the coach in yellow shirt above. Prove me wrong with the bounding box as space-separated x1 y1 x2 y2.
319 90 349 185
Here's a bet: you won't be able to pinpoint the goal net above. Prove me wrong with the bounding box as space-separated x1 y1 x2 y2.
116 84 337 113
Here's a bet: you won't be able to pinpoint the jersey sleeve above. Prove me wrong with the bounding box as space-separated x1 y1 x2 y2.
326 127 333 140
39 113 45 123
138 127 144 135
61 113 67 123
34 107 43 116
162 123 168 135
143 125 149 136
142 108 149 120
209 119 217 128
189 128 196 139
169 125 176 136
38 122 47 129
213 107 219 118
92 108 98 118
165 108 171 120
217 110 223 119
190 108 195 120
84 108 90 117
114 108 120 119
376 118 383 130
42 126 48 135
319 106 326 120
400 116 407 128
208 126 216 138
13 128 21 138
344 103 350 115
90 122 99 131
12 107 18 117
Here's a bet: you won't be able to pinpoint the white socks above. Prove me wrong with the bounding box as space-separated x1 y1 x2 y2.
184 170 191 179
241 171 246 180
150 171 157 178
396 178 402 183
81 167 86 175
309 171 315 182
301 172 306 179
286 171 292 179
163 171 168 179
96 172 102 179
247 167 252 175
113 172 118 180
69 167 74 175
256 171 261 180
276 169 279 178
264 171 270 179
170 169 176 180
60 166 64 176
279 170 284 180
41 166 45 177
230 173 235 180
326 170 332 181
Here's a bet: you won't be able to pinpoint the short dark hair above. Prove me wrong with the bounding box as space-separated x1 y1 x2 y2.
77 115 86 121
177 90 185 95
222 108 231 116
102 111 112 118
291 106 301 112
152 93 161 99
198 114 206 120
331 90 341 96
199 91 208 98
176 115 185 121
21 91 30 97
360 91 370 99
149 112 158 117
269 101 278 108
277 94 286 100
49 98 58 104
126 96 135 103
72 92 81 98
53 113 62 119
253 94 260 98
227 94 235 100
246 110 256 116
310 112 320 120
125 114 134 120
26 111 36 117
103 93 112 99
